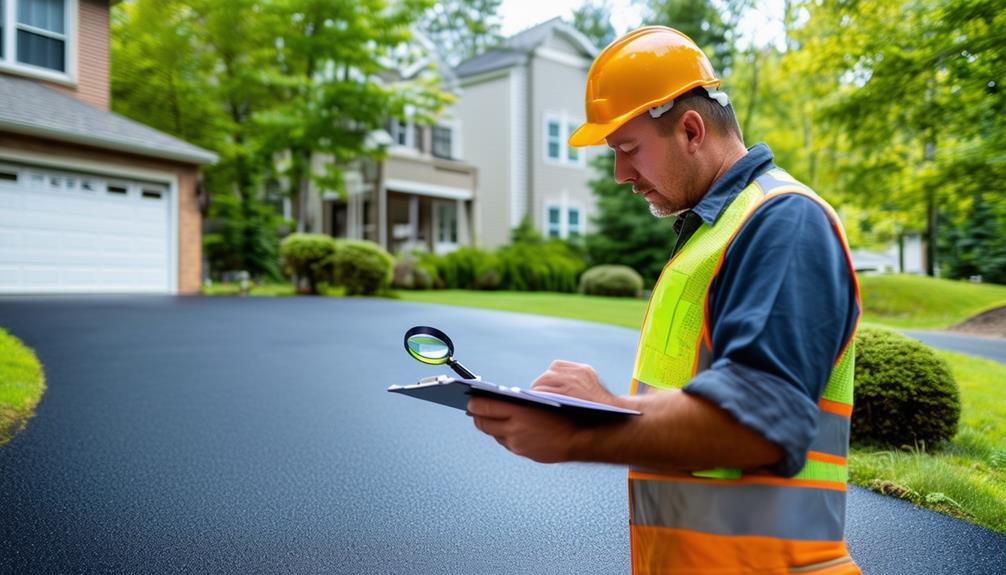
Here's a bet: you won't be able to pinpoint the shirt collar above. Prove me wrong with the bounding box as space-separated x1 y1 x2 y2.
691 143 776 225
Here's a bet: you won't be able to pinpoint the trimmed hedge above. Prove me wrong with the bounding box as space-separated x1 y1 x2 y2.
331 239 394 296
852 326 961 448
280 234 337 295
579 264 643 297
497 241 586 292
393 253 435 290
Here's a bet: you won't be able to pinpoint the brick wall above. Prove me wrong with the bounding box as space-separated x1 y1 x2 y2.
0 133 203 293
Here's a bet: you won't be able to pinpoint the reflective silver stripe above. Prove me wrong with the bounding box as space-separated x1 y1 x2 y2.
696 340 712 373
630 479 846 541
810 409 850 458
789 556 854 573
754 170 812 196
635 379 655 395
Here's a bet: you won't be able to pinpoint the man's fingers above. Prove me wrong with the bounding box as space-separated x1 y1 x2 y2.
472 416 508 437
466 397 511 420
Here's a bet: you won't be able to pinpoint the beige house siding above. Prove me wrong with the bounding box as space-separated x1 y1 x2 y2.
0 133 202 293
458 72 514 248
529 49 595 237
43 0 111 111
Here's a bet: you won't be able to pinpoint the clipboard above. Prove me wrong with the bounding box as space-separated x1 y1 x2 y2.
388 375 641 418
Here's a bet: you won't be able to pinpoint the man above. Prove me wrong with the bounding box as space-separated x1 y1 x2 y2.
466 26 861 575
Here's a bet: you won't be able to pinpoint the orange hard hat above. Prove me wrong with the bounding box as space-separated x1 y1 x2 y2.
568 26 722 147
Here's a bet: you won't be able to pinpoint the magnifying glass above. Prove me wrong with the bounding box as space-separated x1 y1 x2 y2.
403 326 479 380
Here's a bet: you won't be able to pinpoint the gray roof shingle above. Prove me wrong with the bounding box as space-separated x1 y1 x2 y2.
0 74 217 165
455 17 597 79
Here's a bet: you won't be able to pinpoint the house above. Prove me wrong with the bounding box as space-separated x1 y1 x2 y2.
454 18 600 248
0 0 216 294
314 33 478 256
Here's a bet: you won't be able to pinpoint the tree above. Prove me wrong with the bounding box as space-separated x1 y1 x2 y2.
418 0 503 67
570 0 616 49
585 153 678 287
643 0 750 73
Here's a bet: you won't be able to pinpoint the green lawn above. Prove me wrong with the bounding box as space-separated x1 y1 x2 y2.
395 286 1006 532
0 328 46 446
859 274 1006 329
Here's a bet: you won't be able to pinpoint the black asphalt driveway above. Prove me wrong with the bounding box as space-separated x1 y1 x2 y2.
0 297 1003 574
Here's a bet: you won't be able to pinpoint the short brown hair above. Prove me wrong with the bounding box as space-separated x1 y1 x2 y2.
654 88 743 141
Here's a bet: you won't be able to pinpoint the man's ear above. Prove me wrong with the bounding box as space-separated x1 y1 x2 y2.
679 110 706 152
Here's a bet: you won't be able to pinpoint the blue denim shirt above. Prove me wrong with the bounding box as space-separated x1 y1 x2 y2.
676 143 860 476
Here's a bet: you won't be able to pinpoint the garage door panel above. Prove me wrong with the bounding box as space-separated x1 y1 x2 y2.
0 163 173 293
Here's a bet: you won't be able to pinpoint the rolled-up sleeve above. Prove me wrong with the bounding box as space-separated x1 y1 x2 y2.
682 194 859 477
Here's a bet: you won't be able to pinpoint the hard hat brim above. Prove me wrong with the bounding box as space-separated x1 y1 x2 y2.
568 121 621 148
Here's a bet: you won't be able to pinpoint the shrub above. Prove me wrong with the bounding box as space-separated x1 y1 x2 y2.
852 326 961 448
280 234 337 294
393 254 434 290
579 264 643 297
330 239 394 296
440 247 501 290
497 240 586 292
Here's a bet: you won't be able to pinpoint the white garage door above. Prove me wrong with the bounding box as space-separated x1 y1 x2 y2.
0 162 173 294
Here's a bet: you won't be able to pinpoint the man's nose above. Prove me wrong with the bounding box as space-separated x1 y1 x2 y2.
613 150 636 185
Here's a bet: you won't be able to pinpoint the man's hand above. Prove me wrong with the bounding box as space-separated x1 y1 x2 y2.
466 397 582 463
466 359 616 463
530 360 618 405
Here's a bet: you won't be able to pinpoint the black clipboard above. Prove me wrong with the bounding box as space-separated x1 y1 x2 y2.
388 375 641 418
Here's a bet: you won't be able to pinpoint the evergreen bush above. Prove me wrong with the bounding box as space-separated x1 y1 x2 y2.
852 326 961 448
280 234 337 294
330 240 394 296
579 264 643 297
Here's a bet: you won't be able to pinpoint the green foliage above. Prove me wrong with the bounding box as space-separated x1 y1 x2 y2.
280 233 338 294
0 328 46 446
204 193 286 282
584 153 677 287
419 0 503 67
393 253 435 290
437 247 501 290
852 327 961 448
510 215 546 245
643 0 749 72
331 240 394 296
858 273 1006 328
497 241 586 292
579 265 644 297
938 193 1006 284
569 0 615 49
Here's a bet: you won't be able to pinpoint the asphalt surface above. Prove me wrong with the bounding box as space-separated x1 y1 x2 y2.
902 329 1006 364
0 297 1003 574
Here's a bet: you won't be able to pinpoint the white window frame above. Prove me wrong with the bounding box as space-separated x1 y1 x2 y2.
544 200 585 239
0 0 77 86
542 110 586 168
545 204 562 238
431 123 454 160
567 205 583 237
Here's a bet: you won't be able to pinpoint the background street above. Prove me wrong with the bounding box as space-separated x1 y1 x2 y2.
0 297 1003 574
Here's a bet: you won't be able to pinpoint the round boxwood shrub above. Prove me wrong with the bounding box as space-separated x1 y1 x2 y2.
579 264 644 297
331 239 394 296
280 234 337 294
852 326 960 448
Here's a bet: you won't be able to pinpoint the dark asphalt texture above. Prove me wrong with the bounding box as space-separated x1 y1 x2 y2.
0 297 1003 574
902 329 1006 364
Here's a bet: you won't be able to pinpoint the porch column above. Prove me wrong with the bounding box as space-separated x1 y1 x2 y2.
457 198 471 246
410 195 419 247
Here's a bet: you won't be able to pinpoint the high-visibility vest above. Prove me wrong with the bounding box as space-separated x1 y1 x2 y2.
629 169 861 575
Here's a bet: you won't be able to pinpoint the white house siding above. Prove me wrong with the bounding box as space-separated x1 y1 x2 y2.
458 71 514 249
529 49 596 239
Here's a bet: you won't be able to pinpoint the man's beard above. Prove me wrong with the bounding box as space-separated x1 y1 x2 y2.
648 202 677 218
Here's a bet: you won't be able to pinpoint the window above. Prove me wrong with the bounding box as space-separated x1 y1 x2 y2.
1 0 72 78
544 112 585 167
566 122 579 163
547 206 561 238
414 124 425 153
546 120 561 161
568 207 581 236
395 118 408 146
432 125 452 159
436 202 457 244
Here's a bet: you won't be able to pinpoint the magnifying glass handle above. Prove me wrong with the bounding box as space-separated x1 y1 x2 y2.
448 359 478 380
